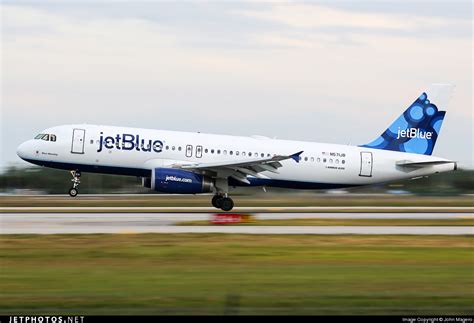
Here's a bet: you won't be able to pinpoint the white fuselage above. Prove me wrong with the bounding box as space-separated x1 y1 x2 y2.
17 124 456 190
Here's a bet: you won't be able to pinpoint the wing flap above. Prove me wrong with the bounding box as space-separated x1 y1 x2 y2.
174 151 303 181
178 151 303 171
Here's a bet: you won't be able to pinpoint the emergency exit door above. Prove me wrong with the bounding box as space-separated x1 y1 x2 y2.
71 129 85 154
359 152 373 177
186 145 193 157
196 145 203 158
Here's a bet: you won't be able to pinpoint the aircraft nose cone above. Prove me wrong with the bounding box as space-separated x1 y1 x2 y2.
17 140 32 160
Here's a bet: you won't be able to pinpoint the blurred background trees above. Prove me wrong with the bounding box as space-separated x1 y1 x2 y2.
1 166 472 195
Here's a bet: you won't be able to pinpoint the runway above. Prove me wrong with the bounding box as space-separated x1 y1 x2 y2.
1 212 472 235
2 206 472 212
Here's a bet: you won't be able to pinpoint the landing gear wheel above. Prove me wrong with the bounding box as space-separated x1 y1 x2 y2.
69 170 81 197
220 197 234 212
212 195 222 209
68 187 78 197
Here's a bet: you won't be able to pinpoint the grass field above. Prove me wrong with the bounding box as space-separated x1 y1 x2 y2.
1 234 473 315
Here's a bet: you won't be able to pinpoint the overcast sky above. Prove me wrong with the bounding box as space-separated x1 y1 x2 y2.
1 1 472 171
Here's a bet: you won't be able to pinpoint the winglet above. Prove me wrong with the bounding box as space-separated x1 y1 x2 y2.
290 151 304 163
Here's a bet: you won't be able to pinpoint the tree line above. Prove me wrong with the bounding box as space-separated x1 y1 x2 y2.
0 166 472 195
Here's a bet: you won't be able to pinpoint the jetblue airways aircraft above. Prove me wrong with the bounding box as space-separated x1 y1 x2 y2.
17 85 457 211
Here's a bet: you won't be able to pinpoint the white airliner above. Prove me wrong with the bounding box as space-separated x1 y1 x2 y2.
17 85 457 211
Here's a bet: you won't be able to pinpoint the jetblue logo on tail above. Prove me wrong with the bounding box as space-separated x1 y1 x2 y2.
361 91 447 156
396 128 433 140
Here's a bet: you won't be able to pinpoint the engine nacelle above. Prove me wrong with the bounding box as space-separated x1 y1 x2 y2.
151 168 214 194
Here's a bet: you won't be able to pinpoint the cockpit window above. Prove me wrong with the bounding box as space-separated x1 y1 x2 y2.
34 133 57 142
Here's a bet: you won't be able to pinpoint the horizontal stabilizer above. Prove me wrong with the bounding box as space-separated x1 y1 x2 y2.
396 160 456 168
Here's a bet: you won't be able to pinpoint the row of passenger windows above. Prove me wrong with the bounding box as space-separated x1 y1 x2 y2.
203 148 270 158
164 145 272 157
34 134 57 142
164 145 345 164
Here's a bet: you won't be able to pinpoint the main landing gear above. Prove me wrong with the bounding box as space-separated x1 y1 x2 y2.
68 170 81 197
212 194 234 212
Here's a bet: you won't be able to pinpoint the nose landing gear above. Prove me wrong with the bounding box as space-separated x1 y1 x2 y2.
68 170 81 197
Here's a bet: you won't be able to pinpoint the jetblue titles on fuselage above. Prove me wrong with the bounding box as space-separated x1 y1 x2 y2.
97 132 163 153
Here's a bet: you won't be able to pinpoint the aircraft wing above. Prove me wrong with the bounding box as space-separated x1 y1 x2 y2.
171 151 303 184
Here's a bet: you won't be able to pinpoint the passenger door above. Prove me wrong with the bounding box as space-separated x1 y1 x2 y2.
71 129 86 154
359 152 373 177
